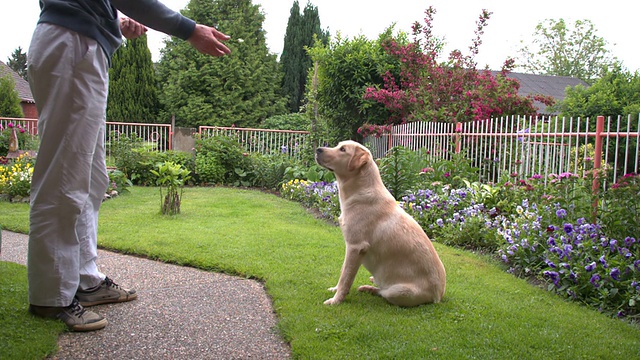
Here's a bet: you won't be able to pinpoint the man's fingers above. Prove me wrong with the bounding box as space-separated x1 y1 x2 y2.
120 17 148 39
187 24 231 57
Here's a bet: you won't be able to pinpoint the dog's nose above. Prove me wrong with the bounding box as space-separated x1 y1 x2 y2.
316 148 323 154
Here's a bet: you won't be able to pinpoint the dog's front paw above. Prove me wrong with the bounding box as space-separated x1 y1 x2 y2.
324 296 343 305
327 286 338 292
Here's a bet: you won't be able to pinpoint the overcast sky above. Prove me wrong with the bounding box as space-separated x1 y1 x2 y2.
2 1 639 72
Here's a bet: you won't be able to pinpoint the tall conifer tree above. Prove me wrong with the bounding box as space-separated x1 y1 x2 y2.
156 0 287 128
7 47 27 81
107 34 160 123
281 1 328 113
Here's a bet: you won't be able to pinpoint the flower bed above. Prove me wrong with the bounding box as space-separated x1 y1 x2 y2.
281 178 640 321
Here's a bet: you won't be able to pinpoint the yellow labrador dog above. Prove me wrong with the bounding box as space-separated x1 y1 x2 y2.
315 140 446 307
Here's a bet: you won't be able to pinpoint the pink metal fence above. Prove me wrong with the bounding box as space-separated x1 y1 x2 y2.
105 122 172 158
0 117 38 136
0 118 172 159
199 126 310 160
365 115 640 190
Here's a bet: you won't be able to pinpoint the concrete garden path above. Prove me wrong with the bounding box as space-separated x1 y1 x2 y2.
1 230 291 359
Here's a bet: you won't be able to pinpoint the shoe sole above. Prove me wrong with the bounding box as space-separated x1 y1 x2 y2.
70 318 108 332
78 293 138 307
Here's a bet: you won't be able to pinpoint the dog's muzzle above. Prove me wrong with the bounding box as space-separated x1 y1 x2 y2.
315 147 332 171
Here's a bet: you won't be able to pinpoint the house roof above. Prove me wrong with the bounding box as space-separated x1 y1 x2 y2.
491 71 589 115
0 60 34 103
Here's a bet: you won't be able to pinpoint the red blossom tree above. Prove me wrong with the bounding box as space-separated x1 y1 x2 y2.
363 6 555 128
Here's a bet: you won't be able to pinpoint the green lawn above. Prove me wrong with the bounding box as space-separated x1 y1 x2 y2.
1 186 639 359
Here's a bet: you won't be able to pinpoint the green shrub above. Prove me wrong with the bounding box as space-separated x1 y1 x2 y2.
110 132 194 186
110 132 144 181
194 134 252 186
261 113 310 131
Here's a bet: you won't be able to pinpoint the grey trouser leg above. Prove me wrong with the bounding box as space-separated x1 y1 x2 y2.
27 23 109 307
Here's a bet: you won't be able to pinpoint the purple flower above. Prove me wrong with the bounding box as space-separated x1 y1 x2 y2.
545 259 557 268
585 262 596 272
599 255 608 268
635 260 640 271
563 223 573 234
563 244 573 260
624 237 636 247
590 274 601 288
569 271 578 282
610 268 621 281
543 271 560 286
556 209 567 219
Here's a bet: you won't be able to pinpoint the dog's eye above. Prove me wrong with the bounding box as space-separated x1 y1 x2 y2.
339 146 346 152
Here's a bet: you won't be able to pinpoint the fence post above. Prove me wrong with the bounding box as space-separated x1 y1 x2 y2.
170 115 175 151
591 115 605 222
454 122 462 154
387 125 393 152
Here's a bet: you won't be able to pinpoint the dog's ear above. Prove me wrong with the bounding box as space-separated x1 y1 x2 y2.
348 146 369 171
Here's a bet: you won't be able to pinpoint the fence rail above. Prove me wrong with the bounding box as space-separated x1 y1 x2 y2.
199 126 311 160
0 118 172 160
6 116 638 193
365 115 640 191
105 122 172 159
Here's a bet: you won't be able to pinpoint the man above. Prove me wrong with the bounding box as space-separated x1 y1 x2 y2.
27 0 231 332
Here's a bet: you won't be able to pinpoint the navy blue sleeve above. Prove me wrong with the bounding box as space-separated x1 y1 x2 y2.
110 0 196 40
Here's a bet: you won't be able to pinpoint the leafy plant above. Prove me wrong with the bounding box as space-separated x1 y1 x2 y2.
377 146 425 199
601 173 640 241
249 153 289 190
107 169 132 195
150 161 191 215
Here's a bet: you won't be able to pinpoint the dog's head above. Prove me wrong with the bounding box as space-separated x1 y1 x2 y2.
315 140 371 176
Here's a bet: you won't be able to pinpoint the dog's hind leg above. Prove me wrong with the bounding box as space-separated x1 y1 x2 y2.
378 284 431 307
357 285 380 296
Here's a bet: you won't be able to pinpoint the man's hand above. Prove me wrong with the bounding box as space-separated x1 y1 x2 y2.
187 24 231 57
120 17 148 39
